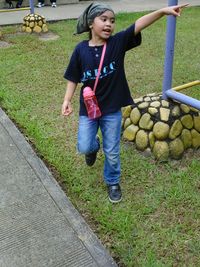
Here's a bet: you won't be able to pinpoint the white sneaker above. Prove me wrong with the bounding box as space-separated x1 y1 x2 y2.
36 2 44 7
51 2 56 7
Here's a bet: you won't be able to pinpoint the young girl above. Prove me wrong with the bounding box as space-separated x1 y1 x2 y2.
62 2 187 203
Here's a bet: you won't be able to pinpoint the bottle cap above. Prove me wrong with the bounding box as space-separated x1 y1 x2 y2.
83 87 95 97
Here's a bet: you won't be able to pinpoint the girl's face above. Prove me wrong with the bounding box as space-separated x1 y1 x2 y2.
90 10 115 41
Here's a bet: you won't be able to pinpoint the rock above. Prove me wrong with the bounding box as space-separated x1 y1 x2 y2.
148 107 158 115
134 97 143 103
150 101 161 108
171 105 181 117
153 122 170 140
193 115 200 132
138 102 149 109
135 130 148 151
161 100 169 108
181 114 194 129
153 141 169 161
25 27 32 33
42 24 48 33
124 118 132 129
151 96 160 101
122 105 132 118
169 120 183 139
144 97 151 102
130 107 141 125
180 104 190 113
139 113 153 130
190 107 199 113
123 124 139 141
191 129 200 148
169 138 184 159
38 20 43 26
160 107 170 122
29 22 35 28
149 132 155 149
147 93 157 97
33 25 42 33
181 129 192 149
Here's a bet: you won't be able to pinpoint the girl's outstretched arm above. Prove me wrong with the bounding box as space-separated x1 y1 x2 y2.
62 81 77 116
135 4 188 35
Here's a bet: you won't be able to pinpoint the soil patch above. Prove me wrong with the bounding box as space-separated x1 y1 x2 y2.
38 31 60 41
0 40 12 48
0 31 59 47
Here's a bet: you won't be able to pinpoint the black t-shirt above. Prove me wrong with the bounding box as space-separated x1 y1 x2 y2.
64 24 142 116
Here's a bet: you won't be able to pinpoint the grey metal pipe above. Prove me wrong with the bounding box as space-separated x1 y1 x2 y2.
29 0 34 14
166 89 200 110
162 0 178 99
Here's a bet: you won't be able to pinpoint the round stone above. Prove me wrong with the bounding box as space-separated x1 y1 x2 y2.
153 141 169 161
130 107 141 125
124 118 132 129
191 129 200 148
135 130 148 151
122 105 132 119
169 120 183 139
169 138 184 159
181 129 192 149
181 114 193 129
123 124 139 141
193 115 200 132
139 113 153 130
153 122 170 140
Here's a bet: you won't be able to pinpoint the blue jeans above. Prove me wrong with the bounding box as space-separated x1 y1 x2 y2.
77 110 122 185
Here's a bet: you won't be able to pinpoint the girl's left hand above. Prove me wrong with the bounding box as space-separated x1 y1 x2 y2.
162 4 189 17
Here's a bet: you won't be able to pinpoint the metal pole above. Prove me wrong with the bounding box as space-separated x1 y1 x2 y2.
166 89 200 110
161 1 200 110
29 0 34 14
162 0 178 99
172 80 200 91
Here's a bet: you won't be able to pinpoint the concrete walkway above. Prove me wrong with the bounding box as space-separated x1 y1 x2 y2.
0 1 199 267
0 0 199 26
0 108 117 267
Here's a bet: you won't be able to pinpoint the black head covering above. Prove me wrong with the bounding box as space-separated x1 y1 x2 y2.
76 2 115 34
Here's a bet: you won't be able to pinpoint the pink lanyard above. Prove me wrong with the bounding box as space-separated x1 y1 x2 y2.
93 42 107 93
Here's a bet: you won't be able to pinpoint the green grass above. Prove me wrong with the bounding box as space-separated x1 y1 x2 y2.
0 7 200 267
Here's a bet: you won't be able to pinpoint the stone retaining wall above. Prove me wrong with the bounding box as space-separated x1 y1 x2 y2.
22 13 48 32
122 93 200 161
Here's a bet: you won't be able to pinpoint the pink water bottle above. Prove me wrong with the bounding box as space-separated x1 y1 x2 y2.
83 87 101 119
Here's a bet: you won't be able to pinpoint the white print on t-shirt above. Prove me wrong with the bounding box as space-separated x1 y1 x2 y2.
81 61 116 82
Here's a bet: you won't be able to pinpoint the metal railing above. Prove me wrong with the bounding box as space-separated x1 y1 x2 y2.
162 0 200 110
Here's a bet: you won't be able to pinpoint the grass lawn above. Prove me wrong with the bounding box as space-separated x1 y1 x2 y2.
0 7 200 267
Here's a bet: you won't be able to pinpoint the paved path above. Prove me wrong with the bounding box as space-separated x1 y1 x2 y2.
0 0 199 26
0 108 117 267
0 1 199 266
